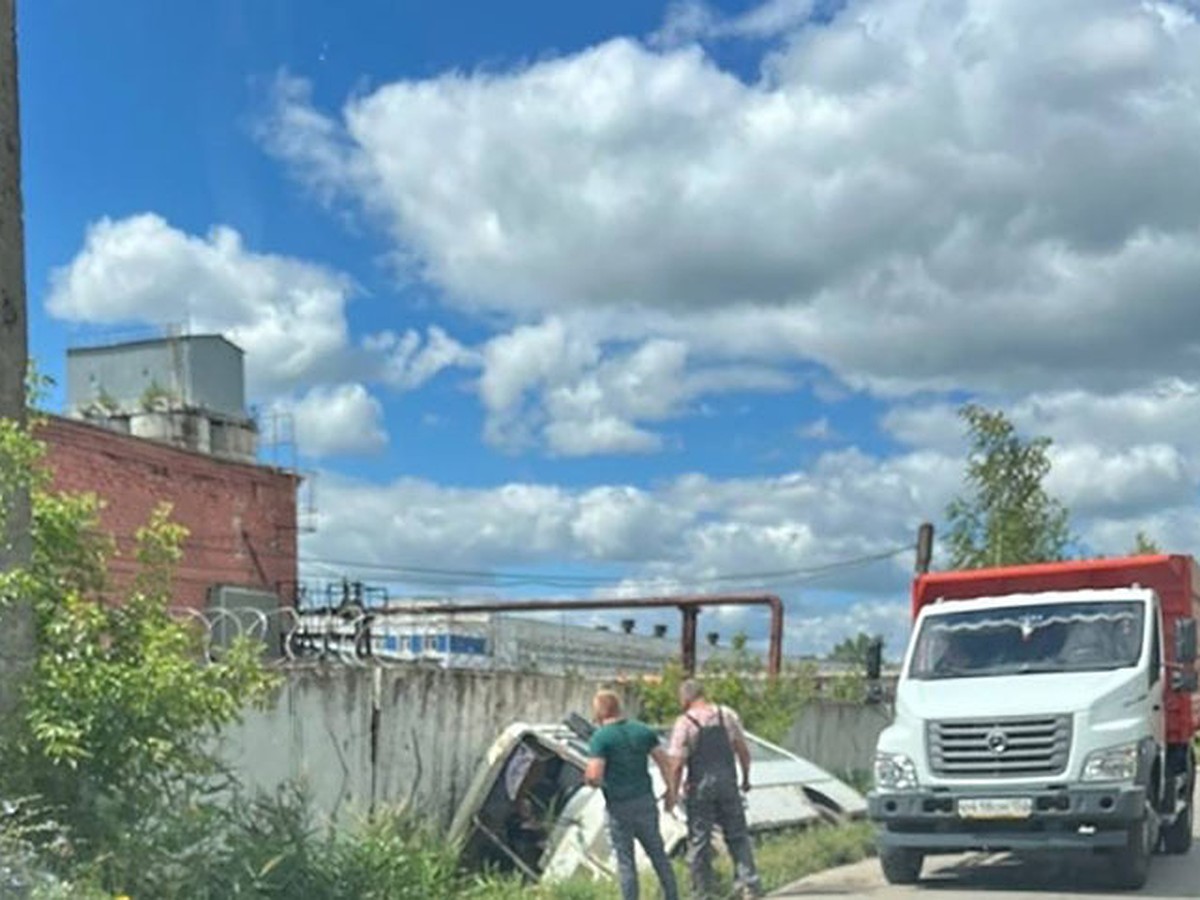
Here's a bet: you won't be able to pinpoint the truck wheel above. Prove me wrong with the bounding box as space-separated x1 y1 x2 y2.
1110 809 1153 891
1160 796 1193 855
879 847 923 885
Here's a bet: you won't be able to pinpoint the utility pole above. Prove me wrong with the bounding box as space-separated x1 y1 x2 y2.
0 0 33 719
915 522 934 574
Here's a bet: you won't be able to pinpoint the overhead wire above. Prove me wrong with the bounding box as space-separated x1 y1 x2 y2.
293 545 914 591
82 525 914 593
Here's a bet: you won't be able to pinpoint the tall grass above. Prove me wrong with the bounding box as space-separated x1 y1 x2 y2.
466 820 877 900
6 781 874 899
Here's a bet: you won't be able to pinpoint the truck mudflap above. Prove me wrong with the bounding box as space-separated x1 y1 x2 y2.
869 785 1146 853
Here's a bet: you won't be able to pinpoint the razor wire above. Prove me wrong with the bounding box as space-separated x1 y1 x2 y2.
168 605 498 669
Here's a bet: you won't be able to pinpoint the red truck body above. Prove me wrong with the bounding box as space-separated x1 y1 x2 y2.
912 555 1200 746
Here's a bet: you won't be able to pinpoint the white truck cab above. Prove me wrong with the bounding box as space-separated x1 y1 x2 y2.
870 561 1199 892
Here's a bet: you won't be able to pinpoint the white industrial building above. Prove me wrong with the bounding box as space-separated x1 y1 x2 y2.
292 609 744 676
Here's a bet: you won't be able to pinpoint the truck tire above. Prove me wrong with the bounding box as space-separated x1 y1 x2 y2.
1160 796 1193 855
879 847 923 885
1110 808 1153 891
1161 752 1194 856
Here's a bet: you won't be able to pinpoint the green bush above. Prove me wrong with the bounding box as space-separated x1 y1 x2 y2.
0 415 278 894
0 797 107 900
633 648 820 744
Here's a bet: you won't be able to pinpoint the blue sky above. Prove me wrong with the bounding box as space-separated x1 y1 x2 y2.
19 0 1200 654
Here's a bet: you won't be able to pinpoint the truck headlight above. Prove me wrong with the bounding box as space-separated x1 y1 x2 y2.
874 752 919 792
1082 742 1140 783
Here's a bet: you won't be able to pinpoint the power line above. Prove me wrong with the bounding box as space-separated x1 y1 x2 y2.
84 525 914 592
293 544 914 591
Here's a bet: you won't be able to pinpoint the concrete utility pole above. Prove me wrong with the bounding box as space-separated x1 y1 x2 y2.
0 0 33 719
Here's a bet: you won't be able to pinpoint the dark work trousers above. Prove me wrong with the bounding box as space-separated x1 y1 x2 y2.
685 778 761 899
606 793 681 900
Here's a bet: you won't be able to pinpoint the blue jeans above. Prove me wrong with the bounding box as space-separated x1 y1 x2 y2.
606 793 680 900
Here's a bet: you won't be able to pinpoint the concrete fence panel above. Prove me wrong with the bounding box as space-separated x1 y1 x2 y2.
220 664 626 828
781 700 893 777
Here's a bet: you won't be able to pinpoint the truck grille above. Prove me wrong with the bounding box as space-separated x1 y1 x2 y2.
927 716 1071 778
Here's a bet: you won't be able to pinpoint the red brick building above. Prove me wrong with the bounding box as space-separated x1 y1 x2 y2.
39 415 299 612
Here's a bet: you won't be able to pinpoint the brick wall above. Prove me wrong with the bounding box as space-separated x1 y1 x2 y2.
38 415 298 611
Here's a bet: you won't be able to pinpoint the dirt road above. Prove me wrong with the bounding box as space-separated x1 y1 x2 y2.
775 829 1199 898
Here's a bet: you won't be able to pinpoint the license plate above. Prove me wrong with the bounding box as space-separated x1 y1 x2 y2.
957 797 1033 820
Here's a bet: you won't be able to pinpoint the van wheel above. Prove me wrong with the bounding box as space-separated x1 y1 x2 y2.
1110 807 1153 891
879 847 923 885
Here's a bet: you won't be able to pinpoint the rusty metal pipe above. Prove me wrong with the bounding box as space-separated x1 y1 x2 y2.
767 598 783 676
681 606 699 676
378 593 785 677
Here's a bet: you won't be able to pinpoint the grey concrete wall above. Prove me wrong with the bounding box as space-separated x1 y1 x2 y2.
782 700 893 776
219 666 891 831
219 664 626 828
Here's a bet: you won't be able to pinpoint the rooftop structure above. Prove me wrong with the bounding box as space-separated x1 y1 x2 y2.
66 334 257 462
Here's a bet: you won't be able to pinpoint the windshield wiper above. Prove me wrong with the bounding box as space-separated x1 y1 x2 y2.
920 666 992 679
1011 662 1127 675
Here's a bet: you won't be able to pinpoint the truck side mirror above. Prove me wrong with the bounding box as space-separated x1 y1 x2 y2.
866 637 884 681
1171 668 1199 694
1175 618 1198 664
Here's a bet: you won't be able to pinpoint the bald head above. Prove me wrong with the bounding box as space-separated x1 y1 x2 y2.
679 679 705 708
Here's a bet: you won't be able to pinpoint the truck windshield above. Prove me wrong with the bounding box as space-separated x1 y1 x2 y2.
909 600 1145 680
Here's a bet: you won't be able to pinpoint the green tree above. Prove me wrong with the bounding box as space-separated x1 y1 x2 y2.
1132 531 1161 555
945 404 1072 569
828 633 875 667
634 657 819 744
0 417 277 890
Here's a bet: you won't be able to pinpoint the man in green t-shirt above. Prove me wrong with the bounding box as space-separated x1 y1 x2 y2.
585 690 680 900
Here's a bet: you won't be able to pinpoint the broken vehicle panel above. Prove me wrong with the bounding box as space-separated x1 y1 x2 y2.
449 721 867 884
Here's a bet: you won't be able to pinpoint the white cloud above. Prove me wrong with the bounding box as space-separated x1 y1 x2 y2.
881 403 963 452
797 417 837 441
298 444 952 655
365 325 479 390
1047 444 1190 517
263 0 1200 396
305 445 953 594
787 598 911 658
476 318 795 456
730 0 816 38
651 2 721 48
543 415 663 457
1016 380 1200 452
275 383 388 458
652 0 817 46
478 318 601 451
47 214 354 396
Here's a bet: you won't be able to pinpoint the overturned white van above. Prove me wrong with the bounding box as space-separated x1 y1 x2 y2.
448 720 866 884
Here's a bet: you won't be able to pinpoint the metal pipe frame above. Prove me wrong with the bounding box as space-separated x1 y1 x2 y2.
377 593 785 678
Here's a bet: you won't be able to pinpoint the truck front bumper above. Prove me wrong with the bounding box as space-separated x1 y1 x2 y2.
869 785 1145 853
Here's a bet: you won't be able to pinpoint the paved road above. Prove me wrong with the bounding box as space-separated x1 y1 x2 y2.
774 824 1200 899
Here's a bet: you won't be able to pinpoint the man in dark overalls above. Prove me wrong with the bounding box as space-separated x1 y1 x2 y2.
666 679 762 898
